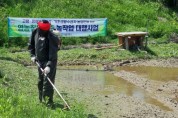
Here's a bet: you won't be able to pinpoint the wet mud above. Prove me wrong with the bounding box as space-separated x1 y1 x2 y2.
55 58 178 118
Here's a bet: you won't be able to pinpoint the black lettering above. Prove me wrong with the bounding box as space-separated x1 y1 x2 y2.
18 29 23 31
24 29 30 32
18 25 23 28
31 25 37 28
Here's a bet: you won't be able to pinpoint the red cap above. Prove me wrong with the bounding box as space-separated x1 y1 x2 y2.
37 21 51 31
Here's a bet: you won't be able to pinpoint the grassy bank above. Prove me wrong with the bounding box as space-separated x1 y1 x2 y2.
0 42 178 66
0 60 87 118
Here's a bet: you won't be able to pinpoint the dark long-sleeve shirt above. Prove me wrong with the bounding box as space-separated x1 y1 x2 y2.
28 28 60 67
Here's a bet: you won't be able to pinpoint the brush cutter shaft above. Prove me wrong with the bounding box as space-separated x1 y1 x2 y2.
36 62 71 109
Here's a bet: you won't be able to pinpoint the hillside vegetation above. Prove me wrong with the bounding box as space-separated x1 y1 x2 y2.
0 0 178 46
0 1 178 117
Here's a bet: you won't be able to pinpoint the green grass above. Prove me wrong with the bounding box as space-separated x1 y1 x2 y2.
0 60 87 118
147 43 178 58
1 41 178 66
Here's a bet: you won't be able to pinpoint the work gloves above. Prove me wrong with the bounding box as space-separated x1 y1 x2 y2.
31 56 36 63
43 66 50 75
31 56 50 74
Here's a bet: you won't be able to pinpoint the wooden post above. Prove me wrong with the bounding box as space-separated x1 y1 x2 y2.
125 37 129 50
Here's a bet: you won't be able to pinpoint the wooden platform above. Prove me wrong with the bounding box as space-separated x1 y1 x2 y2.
115 32 148 50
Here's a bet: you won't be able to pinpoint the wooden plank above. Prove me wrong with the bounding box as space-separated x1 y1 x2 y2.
116 32 148 37
95 46 118 50
125 37 129 50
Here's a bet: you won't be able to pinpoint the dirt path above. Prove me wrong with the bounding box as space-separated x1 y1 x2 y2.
57 58 178 118
122 58 178 68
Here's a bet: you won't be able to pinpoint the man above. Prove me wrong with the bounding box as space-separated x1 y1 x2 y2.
28 20 61 106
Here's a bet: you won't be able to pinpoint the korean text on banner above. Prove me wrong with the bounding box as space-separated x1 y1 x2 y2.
8 17 107 37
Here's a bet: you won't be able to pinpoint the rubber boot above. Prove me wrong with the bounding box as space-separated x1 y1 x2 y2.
39 91 43 102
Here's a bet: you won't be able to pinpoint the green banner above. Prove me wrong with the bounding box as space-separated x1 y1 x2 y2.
8 17 107 37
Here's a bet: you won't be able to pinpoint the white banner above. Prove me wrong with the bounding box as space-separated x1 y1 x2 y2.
8 17 107 37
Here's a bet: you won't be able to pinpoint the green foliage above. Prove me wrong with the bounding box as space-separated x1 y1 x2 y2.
147 43 178 58
57 36 111 46
0 60 87 118
8 37 29 47
57 48 149 64
0 6 8 46
1 40 178 66
161 0 177 7
0 88 87 118
138 0 177 7
0 0 178 46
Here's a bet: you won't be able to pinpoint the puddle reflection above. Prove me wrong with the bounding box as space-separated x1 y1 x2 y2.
115 66 178 81
55 66 172 111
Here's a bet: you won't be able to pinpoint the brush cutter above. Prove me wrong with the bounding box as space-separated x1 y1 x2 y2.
36 61 71 110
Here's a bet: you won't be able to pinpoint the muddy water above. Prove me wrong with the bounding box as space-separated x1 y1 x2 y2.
55 66 172 111
115 66 178 81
